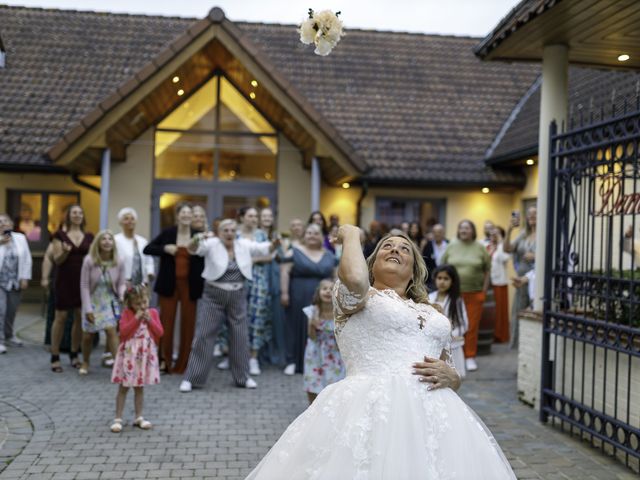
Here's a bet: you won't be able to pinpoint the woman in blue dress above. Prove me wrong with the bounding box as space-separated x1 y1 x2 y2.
281 223 336 375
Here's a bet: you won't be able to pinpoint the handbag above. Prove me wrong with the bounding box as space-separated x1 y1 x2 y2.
102 267 122 320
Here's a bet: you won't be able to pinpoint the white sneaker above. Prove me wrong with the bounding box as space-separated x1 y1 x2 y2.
179 380 192 392
213 344 222 357
465 358 478 372
0 344 6 354
249 358 261 376
243 378 257 389
283 363 296 376
7 336 23 347
217 358 230 370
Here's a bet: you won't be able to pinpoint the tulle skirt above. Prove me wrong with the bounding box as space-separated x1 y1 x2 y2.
246 373 515 480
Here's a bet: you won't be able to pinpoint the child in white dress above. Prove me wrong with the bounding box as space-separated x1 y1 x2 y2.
428 264 469 378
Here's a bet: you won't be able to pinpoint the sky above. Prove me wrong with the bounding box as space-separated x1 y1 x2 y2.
3 0 518 37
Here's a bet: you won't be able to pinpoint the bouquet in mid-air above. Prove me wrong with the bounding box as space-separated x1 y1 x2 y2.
299 8 344 56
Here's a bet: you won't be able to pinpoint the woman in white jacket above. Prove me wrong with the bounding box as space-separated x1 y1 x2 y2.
179 219 277 392
0 214 32 354
114 208 154 287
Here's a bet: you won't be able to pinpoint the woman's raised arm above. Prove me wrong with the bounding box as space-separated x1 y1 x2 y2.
335 225 370 315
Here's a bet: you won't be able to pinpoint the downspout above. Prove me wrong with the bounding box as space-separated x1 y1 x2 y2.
355 180 369 227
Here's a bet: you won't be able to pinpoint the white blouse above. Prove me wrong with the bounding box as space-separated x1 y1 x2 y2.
114 233 155 282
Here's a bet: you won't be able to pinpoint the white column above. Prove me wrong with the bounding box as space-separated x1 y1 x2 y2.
99 148 111 231
311 156 320 212
534 45 568 311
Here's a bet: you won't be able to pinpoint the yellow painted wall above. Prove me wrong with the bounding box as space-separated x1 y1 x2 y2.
277 134 310 231
512 160 539 214
108 129 154 238
320 185 362 226
0 172 100 249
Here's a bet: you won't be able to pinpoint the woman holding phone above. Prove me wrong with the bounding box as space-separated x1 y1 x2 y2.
504 207 537 349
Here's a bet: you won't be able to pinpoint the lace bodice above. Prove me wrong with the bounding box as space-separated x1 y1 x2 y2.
333 281 453 377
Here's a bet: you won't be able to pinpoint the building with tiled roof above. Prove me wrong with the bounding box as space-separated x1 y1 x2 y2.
2 3 633 256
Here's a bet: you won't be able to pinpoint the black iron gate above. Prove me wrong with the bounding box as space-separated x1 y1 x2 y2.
541 109 640 470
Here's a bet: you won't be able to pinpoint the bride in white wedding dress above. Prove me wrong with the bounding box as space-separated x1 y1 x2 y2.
246 225 516 479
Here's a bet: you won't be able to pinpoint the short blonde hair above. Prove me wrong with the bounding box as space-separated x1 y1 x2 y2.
89 229 118 266
217 219 237 233
366 233 430 304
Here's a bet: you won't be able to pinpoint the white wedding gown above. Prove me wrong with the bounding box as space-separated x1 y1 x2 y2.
246 282 516 479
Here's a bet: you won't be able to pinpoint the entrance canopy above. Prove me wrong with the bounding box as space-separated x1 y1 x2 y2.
475 0 640 69
48 8 365 186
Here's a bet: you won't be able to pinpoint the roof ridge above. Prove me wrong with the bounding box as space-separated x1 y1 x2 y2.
0 4 197 22
1 4 481 39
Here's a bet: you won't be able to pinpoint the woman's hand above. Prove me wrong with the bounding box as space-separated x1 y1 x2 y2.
335 224 361 245
280 292 290 307
164 244 177 256
412 356 461 391
85 312 95 324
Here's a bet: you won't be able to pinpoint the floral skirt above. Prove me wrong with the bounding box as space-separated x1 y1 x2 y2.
111 330 160 387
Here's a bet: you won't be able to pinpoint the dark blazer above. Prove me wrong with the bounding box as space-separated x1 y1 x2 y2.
422 239 449 288
143 226 204 301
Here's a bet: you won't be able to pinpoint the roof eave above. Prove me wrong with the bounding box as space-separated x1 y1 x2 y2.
485 145 538 166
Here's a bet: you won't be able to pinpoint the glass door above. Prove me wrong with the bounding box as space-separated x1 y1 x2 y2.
151 184 213 237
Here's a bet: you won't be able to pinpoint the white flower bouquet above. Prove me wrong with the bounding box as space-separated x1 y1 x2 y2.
299 8 344 56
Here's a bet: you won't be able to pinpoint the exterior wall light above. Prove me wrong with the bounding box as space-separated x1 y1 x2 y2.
342 182 350 189
618 54 630 62
526 158 535 166
172 76 180 83
177 89 185 96
481 187 490 194
249 92 256 99
251 80 258 87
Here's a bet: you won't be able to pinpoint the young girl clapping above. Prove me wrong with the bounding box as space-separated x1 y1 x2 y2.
303 279 345 404
110 285 163 433
428 264 469 378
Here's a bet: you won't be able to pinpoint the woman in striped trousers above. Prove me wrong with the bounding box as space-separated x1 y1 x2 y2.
179 219 276 392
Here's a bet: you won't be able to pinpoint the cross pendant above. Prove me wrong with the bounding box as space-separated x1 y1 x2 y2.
418 315 425 330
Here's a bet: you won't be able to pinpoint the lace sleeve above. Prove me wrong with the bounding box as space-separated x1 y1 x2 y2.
332 280 368 335
440 334 462 384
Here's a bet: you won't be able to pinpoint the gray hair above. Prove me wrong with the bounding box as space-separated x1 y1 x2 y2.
117 207 138 222
0 213 13 227
217 219 237 233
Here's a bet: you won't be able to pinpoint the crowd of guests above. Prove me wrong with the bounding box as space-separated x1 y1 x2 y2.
0 202 539 429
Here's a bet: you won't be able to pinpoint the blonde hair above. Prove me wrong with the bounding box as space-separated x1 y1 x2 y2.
123 284 149 310
311 278 335 308
217 219 237 233
89 229 118 266
192 205 209 231
366 233 430 304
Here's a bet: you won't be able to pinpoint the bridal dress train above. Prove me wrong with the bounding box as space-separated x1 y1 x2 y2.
246 282 516 479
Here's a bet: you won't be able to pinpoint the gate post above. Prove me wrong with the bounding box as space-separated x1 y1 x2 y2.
539 121 557 422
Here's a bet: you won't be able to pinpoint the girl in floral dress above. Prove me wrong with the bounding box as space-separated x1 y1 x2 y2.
303 279 345 404
110 285 163 433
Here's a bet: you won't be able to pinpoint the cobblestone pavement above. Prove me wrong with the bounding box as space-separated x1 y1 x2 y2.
0 304 635 480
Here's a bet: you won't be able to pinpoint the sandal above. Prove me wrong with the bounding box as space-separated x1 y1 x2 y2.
78 364 89 375
50 354 63 373
133 416 152 430
110 418 123 433
69 352 80 369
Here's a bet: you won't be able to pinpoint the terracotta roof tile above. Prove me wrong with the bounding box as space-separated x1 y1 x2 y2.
0 5 539 185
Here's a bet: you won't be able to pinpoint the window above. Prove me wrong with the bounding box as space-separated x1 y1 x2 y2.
375 198 446 232
154 73 277 182
7 190 80 250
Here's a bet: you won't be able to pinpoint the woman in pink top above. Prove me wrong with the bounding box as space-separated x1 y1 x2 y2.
79 230 126 375
111 285 163 433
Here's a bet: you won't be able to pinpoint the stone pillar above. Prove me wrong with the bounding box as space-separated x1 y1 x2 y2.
99 148 111 230
534 45 568 311
311 156 320 212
